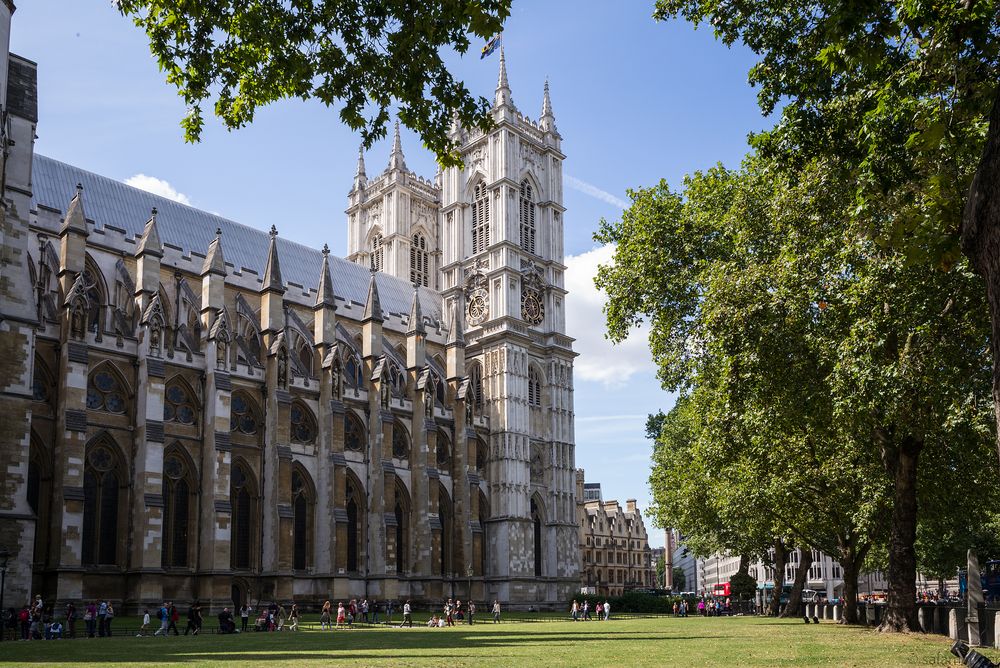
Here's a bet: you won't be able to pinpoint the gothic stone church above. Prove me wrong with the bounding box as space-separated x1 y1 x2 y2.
0 13 579 612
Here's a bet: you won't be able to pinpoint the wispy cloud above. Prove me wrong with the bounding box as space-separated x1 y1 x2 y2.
124 174 192 206
565 174 630 210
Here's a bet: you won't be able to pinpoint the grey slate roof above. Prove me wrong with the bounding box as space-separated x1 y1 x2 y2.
31 154 441 322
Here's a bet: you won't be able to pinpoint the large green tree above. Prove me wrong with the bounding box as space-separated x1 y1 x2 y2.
116 0 511 165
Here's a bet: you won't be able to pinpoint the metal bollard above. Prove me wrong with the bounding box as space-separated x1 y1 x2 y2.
832 603 841 622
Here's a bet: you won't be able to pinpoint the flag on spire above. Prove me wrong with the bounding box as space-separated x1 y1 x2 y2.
481 33 502 59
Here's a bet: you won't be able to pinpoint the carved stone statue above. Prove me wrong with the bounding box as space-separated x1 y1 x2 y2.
332 360 343 400
425 384 434 418
216 338 228 370
71 305 85 340
149 324 161 356
277 349 288 388
380 379 390 409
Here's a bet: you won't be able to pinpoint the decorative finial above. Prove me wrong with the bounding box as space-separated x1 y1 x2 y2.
75 182 83 194
269 224 278 238
322 243 330 256
215 227 222 237
150 207 158 219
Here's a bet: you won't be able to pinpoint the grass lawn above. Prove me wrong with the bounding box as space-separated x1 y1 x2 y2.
0 614 996 667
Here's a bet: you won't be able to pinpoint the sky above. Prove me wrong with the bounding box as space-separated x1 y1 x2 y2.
11 1 773 548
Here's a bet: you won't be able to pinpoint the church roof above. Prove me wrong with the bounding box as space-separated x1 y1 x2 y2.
31 155 442 323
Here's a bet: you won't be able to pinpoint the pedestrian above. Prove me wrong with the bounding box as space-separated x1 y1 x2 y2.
320 601 332 630
583 600 590 621
104 601 115 636
400 600 412 627
336 602 346 629
84 601 96 638
97 599 108 637
18 605 29 640
277 603 287 631
604 600 611 621
467 600 476 625
184 601 201 635
492 600 501 624
167 601 179 635
362 598 369 624
444 599 454 627
137 609 150 637
386 600 394 624
240 604 249 633
153 602 169 637
60 602 74 639
288 603 299 632
571 599 579 621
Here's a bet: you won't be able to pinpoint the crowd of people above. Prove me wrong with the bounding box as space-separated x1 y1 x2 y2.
569 599 612 621
4 595 120 640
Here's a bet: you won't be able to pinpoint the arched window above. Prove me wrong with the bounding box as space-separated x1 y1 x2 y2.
469 362 484 414
391 422 409 460
292 468 313 570
230 391 260 435
87 367 127 414
82 440 121 566
410 233 429 287
531 497 543 577
344 355 363 389
235 314 263 367
476 438 488 472
478 491 490 576
346 475 364 572
394 481 410 574
439 484 453 576
290 402 317 444
296 339 314 378
389 362 406 398
344 412 366 452
471 183 490 254
528 367 542 408
519 180 536 254
164 379 197 425
32 357 53 405
162 450 192 568
371 233 384 272
436 431 451 470
230 462 256 570
83 260 105 333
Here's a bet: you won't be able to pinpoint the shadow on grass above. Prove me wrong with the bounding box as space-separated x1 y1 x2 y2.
0 628 755 663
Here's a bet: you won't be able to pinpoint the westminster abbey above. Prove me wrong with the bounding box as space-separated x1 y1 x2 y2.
0 7 578 612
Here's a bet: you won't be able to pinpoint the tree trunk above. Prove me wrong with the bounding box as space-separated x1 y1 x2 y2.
780 547 814 618
961 80 1000 470
837 536 869 625
880 435 922 632
767 538 788 617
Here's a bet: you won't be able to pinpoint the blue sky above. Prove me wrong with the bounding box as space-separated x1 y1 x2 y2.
12 1 771 548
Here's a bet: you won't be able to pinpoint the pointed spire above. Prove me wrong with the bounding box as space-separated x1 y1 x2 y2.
447 299 465 346
353 144 367 191
363 269 383 323
262 224 285 293
540 78 559 136
315 243 336 308
388 120 407 172
407 285 425 335
61 183 88 235
136 207 163 258
495 45 513 108
202 227 227 276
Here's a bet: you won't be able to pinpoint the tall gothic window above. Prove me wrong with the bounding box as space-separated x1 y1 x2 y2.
436 432 451 470
344 355 363 389
410 233 429 287
469 362 484 414
82 442 121 566
391 421 409 460
164 379 197 425
528 367 542 408
290 402 317 444
531 497 543 577
87 368 127 414
519 180 536 254
346 477 363 572
394 481 410 574
371 233 384 272
344 413 365 452
439 485 453 576
471 183 490 255
230 392 260 435
292 468 313 570
231 462 256 570
162 451 191 568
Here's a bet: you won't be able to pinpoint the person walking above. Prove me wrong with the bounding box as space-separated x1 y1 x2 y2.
288 603 299 632
166 601 179 636
604 600 611 621
492 600 501 624
467 601 476 625
137 609 150 637
583 600 591 621
320 601 332 630
571 600 579 621
65 602 76 639
239 604 249 633
84 601 96 638
153 602 170 637
336 602 346 629
361 598 369 624
104 602 115 637
444 599 454 627
400 600 412 628
96 599 108 637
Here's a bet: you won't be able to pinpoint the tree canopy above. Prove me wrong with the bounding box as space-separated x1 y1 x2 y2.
116 0 511 165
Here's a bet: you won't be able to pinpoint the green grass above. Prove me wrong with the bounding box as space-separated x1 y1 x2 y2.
1 615 996 667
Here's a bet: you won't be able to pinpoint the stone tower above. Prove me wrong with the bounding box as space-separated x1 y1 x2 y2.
438 47 578 603
346 122 441 288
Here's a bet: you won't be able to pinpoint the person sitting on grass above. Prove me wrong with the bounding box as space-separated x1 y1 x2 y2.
254 609 269 632
427 614 439 628
47 619 63 640
217 608 236 634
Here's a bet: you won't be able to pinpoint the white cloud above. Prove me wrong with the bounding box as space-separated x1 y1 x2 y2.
565 174 630 210
124 174 192 206
565 243 653 388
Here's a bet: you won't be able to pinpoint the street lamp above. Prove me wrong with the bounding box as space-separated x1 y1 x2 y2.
0 549 9 642
467 564 474 604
